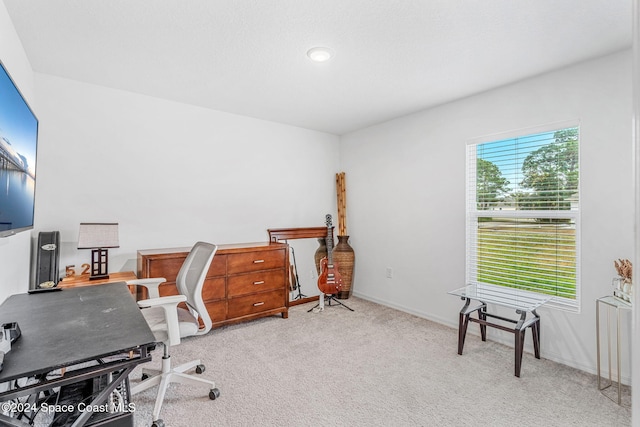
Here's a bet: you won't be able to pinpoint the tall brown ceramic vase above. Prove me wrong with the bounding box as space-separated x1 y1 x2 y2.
314 238 327 275
333 235 355 299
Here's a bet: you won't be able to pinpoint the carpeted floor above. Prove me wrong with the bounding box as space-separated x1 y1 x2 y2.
130 297 631 427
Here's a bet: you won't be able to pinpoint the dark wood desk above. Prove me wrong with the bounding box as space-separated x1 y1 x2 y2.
0 283 155 426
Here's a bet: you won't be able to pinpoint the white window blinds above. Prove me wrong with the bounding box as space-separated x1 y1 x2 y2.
466 124 580 311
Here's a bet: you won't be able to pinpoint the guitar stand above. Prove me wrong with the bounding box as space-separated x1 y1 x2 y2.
308 294 354 312
289 246 307 301
292 286 307 301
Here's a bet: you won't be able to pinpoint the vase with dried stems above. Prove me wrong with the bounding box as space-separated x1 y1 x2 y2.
613 258 633 302
333 235 355 299
335 172 355 299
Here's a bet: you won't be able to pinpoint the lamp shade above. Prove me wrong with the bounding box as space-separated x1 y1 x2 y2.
77 223 120 249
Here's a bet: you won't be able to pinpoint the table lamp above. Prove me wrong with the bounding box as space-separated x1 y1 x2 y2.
77 222 119 280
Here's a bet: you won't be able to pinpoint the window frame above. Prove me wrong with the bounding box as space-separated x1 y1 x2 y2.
466 121 581 312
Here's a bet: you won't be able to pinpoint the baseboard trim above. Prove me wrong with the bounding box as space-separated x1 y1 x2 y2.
289 295 319 307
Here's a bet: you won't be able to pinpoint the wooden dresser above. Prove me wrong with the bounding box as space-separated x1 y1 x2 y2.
137 242 289 328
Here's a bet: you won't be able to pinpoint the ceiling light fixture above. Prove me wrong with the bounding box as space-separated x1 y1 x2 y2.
307 47 334 63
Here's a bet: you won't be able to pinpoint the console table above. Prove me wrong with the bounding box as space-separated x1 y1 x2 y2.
596 295 631 406
137 242 289 328
448 284 550 377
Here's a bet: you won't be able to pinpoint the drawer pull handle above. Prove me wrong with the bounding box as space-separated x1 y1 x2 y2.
253 302 265 307
253 281 265 285
253 259 265 264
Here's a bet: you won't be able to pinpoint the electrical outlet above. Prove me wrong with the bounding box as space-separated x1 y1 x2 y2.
310 269 315 279
386 267 393 279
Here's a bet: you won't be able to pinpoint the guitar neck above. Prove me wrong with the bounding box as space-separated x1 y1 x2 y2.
324 214 334 265
326 229 333 265
318 214 342 295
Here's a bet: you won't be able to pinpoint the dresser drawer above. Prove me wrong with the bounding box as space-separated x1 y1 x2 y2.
148 258 184 282
227 290 284 318
208 255 227 276
227 249 285 274
158 282 178 297
206 300 227 323
202 277 225 301
148 255 226 281
228 269 284 297
155 277 224 301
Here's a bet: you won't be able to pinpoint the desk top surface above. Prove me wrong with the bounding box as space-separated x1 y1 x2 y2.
449 284 551 312
0 283 155 382
59 271 137 288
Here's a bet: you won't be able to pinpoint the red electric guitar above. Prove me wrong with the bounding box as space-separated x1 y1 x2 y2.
317 214 343 295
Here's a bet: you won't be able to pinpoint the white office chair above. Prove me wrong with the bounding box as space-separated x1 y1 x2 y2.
127 241 220 427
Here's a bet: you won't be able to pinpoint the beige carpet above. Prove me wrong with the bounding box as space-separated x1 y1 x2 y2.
131 297 631 427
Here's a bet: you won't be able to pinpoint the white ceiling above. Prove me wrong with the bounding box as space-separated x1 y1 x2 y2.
3 0 633 135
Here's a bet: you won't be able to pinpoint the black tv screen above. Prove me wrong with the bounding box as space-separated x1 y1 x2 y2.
0 61 38 238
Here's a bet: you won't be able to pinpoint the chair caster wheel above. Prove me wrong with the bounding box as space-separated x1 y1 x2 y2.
196 364 205 374
141 373 149 381
209 388 220 400
151 420 165 427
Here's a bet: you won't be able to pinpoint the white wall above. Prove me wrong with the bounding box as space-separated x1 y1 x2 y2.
631 0 639 419
32 74 340 278
341 50 634 379
0 2 36 301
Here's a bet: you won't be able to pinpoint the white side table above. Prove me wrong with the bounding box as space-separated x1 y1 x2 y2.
596 295 631 405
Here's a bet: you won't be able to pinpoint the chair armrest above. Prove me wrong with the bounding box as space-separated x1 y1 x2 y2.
137 294 186 347
127 278 167 299
137 295 186 308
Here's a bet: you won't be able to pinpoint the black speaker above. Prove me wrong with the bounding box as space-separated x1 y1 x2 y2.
34 231 60 288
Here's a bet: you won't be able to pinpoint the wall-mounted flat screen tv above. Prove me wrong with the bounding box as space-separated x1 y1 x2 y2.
0 61 38 238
